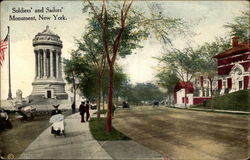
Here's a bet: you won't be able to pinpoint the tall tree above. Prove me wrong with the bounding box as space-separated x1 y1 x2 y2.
84 0 190 132
63 51 92 104
77 26 106 120
225 10 250 40
156 69 180 105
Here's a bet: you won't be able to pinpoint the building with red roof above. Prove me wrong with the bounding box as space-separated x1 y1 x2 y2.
174 81 194 107
174 80 211 107
214 37 250 94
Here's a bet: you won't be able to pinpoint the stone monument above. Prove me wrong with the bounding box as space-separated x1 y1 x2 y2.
16 89 22 104
30 26 68 100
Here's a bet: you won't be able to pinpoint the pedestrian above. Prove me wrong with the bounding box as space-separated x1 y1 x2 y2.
0 109 12 130
112 104 116 117
122 101 126 109
51 104 62 116
71 102 76 113
85 101 90 122
79 101 86 123
0 149 4 160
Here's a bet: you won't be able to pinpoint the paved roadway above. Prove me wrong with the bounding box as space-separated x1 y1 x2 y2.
113 106 249 160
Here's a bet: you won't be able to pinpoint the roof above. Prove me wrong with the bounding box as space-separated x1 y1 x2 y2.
174 81 194 94
214 38 250 59
33 26 62 47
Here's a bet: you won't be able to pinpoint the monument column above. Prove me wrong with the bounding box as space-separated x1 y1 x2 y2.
56 51 59 78
43 49 47 77
50 50 54 78
59 53 62 78
35 51 38 78
41 50 44 77
46 51 49 77
37 51 41 78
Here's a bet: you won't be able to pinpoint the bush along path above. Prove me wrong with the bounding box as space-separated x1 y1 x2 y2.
191 90 249 112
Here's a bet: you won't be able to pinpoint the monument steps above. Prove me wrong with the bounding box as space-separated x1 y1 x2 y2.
29 98 71 110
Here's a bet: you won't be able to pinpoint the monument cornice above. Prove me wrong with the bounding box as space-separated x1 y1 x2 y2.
33 41 63 48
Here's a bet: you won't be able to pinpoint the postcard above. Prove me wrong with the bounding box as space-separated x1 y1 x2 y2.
0 1 249 160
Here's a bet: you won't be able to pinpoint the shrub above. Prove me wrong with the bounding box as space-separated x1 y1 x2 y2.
192 90 249 111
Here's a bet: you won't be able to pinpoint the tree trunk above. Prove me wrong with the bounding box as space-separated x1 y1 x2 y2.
72 75 76 106
184 88 187 108
209 78 214 111
106 63 114 132
102 91 105 110
184 74 188 108
73 87 76 106
97 74 101 120
202 86 205 97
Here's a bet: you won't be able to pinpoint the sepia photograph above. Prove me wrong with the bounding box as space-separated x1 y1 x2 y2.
0 0 249 159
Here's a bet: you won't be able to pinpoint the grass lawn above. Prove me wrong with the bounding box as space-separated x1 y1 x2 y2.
89 117 130 141
0 115 51 158
93 109 107 115
0 110 71 159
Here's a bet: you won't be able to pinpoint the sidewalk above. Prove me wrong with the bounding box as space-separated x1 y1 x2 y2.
19 110 163 159
19 111 112 159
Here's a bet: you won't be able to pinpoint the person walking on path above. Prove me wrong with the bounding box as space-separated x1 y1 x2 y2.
71 102 76 113
51 105 62 116
112 104 116 117
79 102 86 123
85 101 90 122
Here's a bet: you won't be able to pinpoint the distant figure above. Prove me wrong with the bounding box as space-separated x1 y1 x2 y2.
79 102 86 123
122 101 129 109
122 101 126 108
0 109 12 130
51 104 62 116
71 102 76 113
85 101 90 122
0 149 4 159
112 104 116 117
126 102 130 108
153 101 159 107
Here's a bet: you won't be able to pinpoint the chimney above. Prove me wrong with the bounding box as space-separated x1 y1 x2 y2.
232 36 239 47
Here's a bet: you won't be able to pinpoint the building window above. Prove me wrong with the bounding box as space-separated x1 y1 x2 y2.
206 88 210 97
218 79 222 89
239 81 243 89
244 76 249 89
227 78 232 89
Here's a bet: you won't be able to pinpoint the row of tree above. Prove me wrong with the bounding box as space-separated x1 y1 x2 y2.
64 52 128 111
156 10 249 109
63 0 192 132
63 51 165 112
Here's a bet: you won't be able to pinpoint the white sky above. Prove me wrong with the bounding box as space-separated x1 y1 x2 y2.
0 1 249 99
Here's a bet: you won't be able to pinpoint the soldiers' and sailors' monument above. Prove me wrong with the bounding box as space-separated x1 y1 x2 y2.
30 26 68 100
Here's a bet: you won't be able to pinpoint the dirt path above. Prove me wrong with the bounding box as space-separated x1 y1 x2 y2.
113 106 249 160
